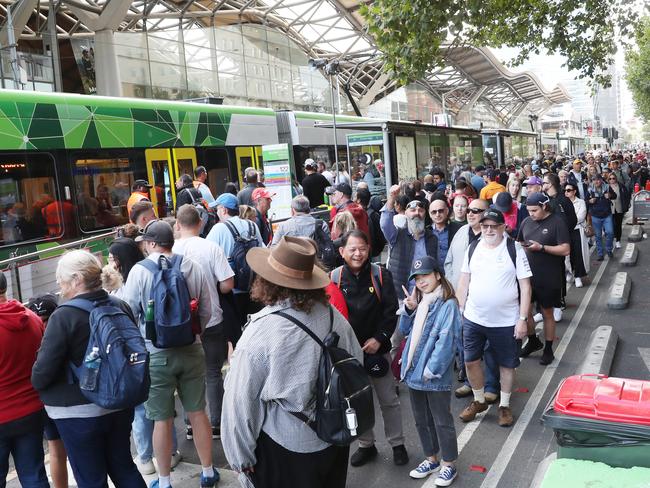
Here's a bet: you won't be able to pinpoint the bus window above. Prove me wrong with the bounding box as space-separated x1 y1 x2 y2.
0 153 65 246
74 157 134 231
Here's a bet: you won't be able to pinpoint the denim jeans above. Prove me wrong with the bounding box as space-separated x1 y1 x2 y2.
132 404 179 463
592 215 614 257
409 389 458 462
0 429 49 488
56 409 146 488
201 326 228 428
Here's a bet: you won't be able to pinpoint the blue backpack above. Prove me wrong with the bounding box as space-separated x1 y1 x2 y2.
224 220 259 291
139 254 195 348
63 296 150 410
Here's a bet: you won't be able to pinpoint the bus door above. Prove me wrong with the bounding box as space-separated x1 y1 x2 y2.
235 146 263 188
145 149 174 218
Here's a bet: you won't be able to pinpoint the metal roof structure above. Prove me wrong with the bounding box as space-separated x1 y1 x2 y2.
0 0 570 126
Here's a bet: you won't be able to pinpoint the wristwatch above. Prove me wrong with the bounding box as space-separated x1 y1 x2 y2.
518 316 527 321
541 244 545 252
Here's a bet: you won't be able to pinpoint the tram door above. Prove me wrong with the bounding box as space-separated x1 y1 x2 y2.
235 146 263 189
145 149 174 218
172 148 197 182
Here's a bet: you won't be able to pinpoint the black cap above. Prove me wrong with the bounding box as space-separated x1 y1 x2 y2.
26 293 58 318
408 256 442 282
364 353 389 378
493 192 513 213
526 192 550 207
326 182 352 196
480 208 505 224
133 179 153 190
135 220 174 247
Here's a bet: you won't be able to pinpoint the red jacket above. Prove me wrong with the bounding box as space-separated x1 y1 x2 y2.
326 282 349 320
330 201 369 240
0 300 44 425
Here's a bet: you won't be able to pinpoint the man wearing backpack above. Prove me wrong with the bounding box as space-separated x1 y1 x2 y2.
332 230 408 467
454 209 532 428
175 174 203 211
122 220 218 488
206 193 264 334
193 166 215 205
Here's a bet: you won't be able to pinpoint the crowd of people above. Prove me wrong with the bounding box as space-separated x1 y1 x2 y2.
0 147 647 488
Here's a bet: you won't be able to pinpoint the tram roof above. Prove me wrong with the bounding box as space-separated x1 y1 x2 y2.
3 0 570 126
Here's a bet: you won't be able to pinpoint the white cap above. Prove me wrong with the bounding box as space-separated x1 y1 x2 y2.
304 158 317 169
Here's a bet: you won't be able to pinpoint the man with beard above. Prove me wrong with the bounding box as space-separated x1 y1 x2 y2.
380 185 438 299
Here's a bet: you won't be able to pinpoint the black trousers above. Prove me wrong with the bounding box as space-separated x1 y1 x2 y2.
250 431 349 488
569 229 587 278
613 212 624 241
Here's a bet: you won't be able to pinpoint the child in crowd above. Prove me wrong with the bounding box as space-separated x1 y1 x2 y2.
399 256 461 486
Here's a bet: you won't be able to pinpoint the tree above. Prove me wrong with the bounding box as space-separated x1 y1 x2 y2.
626 17 650 122
361 0 641 88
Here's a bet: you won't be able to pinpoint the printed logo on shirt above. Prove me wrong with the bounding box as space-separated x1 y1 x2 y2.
369 286 375 294
542 228 549 235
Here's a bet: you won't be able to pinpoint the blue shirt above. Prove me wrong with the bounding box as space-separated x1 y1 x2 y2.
431 226 449 268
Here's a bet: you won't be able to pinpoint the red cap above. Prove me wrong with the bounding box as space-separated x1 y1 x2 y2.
252 188 276 201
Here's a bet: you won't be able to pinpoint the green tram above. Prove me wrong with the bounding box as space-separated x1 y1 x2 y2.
0 90 491 260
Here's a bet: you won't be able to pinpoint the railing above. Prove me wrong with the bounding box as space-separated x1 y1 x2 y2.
0 231 117 303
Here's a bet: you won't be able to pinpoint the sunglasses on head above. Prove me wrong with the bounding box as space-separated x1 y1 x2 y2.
406 200 424 209
467 208 484 214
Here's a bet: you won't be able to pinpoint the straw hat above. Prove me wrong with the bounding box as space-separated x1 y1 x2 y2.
246 236 330 290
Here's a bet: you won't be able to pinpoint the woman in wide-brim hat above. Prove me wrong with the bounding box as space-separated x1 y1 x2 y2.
221 236 362 488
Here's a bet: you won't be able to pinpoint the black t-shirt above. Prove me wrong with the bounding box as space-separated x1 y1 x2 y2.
302 173 330 208
517 213 570 289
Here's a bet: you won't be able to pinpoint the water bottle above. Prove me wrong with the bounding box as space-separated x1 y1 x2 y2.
145 299 156 342
80 346 101 391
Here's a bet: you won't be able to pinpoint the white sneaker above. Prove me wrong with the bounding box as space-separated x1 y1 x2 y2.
134 457 156 475
566 272 574 283
553 308 562 322
533 312 543 323
615 240 621 249
574 277 583 288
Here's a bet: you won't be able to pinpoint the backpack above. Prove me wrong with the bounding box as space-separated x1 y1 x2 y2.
224 220 259 291
312 221 337 270
330 263 383 302
62 296 150 410
273 307 375 446
467 236 516 267
183 188 216 238
138 254 195 348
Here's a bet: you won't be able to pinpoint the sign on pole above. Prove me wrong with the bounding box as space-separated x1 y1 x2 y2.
262 143 294 221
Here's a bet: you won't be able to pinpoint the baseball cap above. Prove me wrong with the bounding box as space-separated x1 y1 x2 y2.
214 192 238 210
304 158 317 169
251 188 276 201
326 182 352 196
524 175 543 186
135 220 174 247
480 208 505 224
27 293 58 319
493 192 513 213
408 256 442 282
133 179 152 190
526 192 550 207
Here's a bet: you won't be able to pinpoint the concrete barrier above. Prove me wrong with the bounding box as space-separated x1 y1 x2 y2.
575 326 618 376
607 272 631 309
629 225 643 242
620 243 639 266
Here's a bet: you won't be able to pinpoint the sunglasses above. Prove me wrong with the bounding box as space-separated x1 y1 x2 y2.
406 201 424 209
480 223 502 230
608 178 617 181
467 208 484 214
430 208 447 214
564 188 576 193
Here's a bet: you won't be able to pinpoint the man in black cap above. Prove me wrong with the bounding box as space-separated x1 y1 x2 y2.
327 182 369 238
517 192 571 366
127 179 153 221
302 159 330 208
455 208 532 427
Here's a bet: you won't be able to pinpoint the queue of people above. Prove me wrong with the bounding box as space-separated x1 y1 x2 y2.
0 148 644 488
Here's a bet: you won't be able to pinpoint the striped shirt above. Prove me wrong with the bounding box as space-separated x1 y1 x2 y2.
221 300 362 471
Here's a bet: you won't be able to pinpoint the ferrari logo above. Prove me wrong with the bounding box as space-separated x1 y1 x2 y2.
369 287 375 294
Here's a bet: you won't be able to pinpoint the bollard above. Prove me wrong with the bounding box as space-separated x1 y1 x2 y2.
607 272 631 309
629 225 643 242
575 326 618 376
620 243 639 266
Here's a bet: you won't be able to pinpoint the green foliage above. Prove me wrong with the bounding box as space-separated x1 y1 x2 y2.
626 17 650 122
361 0 641 88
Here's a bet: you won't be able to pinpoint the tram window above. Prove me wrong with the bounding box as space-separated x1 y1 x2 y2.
74 157 134 231
0 153 64 246
203 148 230 197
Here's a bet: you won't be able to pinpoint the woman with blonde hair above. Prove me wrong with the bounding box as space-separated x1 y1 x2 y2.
239 205 257 222
331 211 357 267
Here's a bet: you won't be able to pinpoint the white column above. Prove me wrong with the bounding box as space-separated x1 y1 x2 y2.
93 29 122 97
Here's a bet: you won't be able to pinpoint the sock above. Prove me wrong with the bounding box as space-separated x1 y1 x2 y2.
499 391 511 408
544 340 554 353
202 466 215 478
472 388 485 403
528 334 538 341
158 475 171 488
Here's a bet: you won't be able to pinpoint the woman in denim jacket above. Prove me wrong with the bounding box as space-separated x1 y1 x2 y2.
398 256 462 486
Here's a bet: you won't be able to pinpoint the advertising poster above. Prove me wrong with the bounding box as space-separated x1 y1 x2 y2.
262 144 294 221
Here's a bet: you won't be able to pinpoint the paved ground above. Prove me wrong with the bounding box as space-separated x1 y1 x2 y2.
8 222 649 488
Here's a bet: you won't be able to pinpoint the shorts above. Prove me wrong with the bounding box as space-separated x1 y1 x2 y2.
463 318 520 369
43 415 60 441
145 344 206 421
532 286 563 309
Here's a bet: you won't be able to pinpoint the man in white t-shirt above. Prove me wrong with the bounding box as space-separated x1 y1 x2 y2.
455 208 532 428
173 204 235 440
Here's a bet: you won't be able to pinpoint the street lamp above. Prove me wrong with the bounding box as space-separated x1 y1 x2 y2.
309 58 345 181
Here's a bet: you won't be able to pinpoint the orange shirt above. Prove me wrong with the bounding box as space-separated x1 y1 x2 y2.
127 191 150 221
479 181 506 201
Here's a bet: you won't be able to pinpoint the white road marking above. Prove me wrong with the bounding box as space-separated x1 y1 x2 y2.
478 254 609 488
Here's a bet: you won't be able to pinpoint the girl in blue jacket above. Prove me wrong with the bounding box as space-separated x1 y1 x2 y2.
399 256 462 486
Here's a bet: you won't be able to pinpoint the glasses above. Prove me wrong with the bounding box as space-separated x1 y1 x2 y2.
430 208 447 214
468 208 484 214
480 224 502 230
406 200 424 209
608 178 617 181
564 188 575 193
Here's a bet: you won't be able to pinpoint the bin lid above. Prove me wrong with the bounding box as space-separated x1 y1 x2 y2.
554 375 650 426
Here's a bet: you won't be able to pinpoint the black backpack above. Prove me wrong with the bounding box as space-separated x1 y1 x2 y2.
367 208 386 257
312 222 337 270
224 220 259 291
273 307 375 447
467 236 516 266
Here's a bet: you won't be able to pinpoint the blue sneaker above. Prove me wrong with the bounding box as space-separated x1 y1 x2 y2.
409 459 440 479
200 470 220 488
435 465 458 486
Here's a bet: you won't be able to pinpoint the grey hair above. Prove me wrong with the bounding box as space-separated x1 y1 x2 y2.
56 250 103 291
291 195 311 214
244 167 258 183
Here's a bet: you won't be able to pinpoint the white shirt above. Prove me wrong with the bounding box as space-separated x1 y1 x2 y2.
461 237 532 328
173 236 234 327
